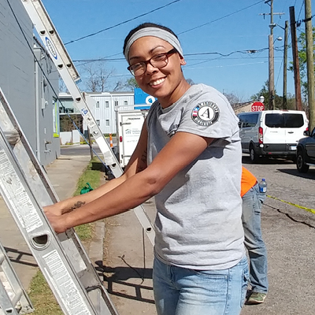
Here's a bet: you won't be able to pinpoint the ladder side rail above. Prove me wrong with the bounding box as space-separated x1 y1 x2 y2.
0 280 19 315
21 0 115 166
23 0 80 82
0 243 34 314
0 129 106 315
0 89 119 314
0 89 58 205
20 0 155 244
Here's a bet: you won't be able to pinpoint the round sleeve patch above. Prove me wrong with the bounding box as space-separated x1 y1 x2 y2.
191 101 220 126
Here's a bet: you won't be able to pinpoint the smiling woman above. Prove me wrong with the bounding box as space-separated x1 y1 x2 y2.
45 22 247 315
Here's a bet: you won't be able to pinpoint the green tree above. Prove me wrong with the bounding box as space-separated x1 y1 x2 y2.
289 27 315 99
250 81 284 110
251 81 297 110
125 77 139 89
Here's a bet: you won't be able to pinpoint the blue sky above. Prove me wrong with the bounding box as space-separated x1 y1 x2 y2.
41 0 312 101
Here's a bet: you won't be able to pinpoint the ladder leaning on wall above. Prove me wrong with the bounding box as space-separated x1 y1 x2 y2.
20 0 155 246
0 87 119 314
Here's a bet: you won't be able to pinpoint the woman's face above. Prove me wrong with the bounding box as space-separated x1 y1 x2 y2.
128 36 188 108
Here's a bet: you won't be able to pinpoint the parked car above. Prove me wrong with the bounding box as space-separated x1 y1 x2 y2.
296 127 315 173
237 110 309 163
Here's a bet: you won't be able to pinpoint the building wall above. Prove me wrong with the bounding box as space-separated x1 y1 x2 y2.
91 92 134 134
59 91 134 138
0 0 36 147
0 0 60 166
34 46 60 165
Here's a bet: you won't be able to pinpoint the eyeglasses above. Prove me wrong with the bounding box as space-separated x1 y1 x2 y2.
127 48 178 77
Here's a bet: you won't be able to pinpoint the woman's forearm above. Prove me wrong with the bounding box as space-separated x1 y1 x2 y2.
54 173 128 214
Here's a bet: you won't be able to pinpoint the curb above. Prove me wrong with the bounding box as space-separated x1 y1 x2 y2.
88 220 105 267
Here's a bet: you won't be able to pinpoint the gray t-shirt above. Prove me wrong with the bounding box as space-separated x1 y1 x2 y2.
146 83 244 270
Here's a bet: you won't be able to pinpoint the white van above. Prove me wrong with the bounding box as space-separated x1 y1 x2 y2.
237 110 309 162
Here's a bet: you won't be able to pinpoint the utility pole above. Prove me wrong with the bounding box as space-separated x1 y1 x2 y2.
283 20 289 109
269 0 275 110
261 0 284 110
289 6 303 110
304 0 315 130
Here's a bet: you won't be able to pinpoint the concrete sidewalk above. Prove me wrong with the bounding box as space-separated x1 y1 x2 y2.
0 154 103 292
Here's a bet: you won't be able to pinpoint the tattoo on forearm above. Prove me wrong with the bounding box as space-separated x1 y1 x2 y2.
136 148 147 172
70 201 86 211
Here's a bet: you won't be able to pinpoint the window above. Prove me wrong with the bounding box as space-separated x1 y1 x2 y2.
114 101 118 106
238 113 259 128
124 100 128 105
96 120 100 126
265 113 304 128
265 114 283 128
106 120 110 126
96 101 100 108
284 114 304 128
105 101 109 108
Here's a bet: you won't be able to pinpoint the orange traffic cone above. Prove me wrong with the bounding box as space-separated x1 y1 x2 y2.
109 134 113 148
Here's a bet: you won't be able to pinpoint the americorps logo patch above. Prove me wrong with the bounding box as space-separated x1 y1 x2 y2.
191 101 220 126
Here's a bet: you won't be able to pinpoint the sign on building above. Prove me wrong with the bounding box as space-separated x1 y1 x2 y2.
134 88 156 109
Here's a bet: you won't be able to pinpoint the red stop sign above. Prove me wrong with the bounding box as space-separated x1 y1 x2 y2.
251 101 265 112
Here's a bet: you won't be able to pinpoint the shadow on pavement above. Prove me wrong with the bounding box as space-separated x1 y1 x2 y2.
4 246 38 268
276 168 315 180
94 260 154 304
242 156 295 165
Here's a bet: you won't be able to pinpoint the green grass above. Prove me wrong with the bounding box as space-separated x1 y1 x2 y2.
28 273 63 315
28 157 102 314
73 157 102 240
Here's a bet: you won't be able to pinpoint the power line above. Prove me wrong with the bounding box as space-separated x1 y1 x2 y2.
178 0 265 35
64 0 182 45
71 45 283 64
74 0 270 64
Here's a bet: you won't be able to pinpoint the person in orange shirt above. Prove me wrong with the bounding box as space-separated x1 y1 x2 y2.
241 166 268 304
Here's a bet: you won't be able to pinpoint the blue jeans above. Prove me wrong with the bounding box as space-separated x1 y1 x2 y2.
242 183 268 293
153 256 249 315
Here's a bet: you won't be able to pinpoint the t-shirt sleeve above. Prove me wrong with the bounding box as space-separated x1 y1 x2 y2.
177 89 239 142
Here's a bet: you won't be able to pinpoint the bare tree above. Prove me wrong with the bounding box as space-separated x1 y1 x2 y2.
223 92 244 106
79 61 114 92
112 80 125 91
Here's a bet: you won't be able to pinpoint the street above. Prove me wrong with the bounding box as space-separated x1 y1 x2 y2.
241 155 315 315
61 143 103 157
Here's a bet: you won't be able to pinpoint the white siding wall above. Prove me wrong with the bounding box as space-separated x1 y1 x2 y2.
90 92 134 134
0 0 60 166
59 92 135 135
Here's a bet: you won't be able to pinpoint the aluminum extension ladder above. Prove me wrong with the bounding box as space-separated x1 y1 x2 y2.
0 242 34 315
20 0 155 246
0 88 118 315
